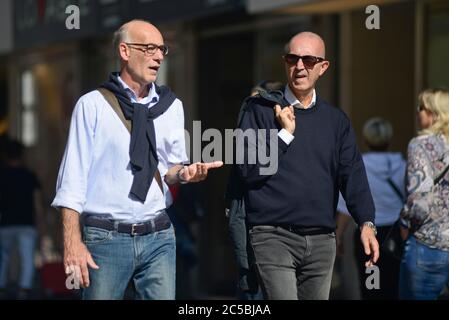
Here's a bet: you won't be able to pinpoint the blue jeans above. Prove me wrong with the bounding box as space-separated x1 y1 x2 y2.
0 226 37 289
399 236 449 300
82 224 176 300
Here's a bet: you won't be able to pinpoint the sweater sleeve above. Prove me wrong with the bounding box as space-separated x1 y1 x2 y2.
337 115 375 225
236 104 290 187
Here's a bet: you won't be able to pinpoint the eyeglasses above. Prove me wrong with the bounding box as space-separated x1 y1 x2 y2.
125 43 169 56
283 53 325 69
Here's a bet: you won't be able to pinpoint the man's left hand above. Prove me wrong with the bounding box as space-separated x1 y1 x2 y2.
179 161 224 183
360 226 379 267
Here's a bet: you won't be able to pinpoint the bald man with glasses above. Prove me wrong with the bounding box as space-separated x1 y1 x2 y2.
236 32 379 300
52 20 222 300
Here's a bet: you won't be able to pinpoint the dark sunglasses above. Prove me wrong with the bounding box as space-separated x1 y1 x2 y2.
283 53 325 69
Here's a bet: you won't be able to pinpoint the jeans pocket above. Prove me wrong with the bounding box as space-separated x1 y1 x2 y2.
249 225 277 235
416 242 448 272
156 225 175 240
83 226 112 244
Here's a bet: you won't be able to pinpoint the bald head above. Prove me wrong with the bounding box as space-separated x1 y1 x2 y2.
113 20 162 58
286 32 326 58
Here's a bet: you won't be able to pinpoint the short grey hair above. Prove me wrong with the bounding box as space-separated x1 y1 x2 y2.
113 24 131 59
363 117 393 149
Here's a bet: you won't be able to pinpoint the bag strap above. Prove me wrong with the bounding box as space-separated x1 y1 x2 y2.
386 156 406 203
97 88 164 193
434 164 449 185
432 150 449 185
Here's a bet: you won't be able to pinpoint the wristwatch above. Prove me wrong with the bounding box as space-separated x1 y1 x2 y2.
176 167 188 184
360 221 377 236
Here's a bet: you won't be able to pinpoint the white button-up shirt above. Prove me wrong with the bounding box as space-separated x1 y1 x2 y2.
51 78 188 222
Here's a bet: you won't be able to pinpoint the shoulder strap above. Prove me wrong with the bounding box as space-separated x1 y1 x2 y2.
386 156 406 202
98 88 131 133
97 88 163 193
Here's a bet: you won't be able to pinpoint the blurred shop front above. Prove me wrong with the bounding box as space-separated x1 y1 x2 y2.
3 0 449 299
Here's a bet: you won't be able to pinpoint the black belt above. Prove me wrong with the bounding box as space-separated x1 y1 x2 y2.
83 212 171 236
278 225 334 236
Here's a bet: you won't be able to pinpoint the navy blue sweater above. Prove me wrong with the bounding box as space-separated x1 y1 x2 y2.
237 95 374 229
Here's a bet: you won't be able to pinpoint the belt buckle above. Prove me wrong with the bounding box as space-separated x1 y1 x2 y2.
131 224 139 236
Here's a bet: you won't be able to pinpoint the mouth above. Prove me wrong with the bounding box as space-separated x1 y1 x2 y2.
294 73 307 80
149 66 160 73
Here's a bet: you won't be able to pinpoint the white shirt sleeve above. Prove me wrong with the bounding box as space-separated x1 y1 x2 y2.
277 129 295 145
166 100 189 167
51 95 98 214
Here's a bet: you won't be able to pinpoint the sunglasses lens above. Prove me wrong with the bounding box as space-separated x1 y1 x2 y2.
284 54 299 65
301 56 317 68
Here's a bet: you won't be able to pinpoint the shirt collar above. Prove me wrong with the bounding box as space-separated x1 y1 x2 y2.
284 85 316 109
117 76 159 106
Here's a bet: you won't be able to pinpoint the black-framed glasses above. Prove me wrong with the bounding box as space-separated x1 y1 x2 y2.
283 53 325 69
125 43 169 56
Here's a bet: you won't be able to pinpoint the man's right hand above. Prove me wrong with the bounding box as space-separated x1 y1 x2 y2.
274 104 296 134
64 239 99 288
62 208 99 288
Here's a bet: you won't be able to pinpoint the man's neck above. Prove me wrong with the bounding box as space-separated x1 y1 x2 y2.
295 89 314 108
119 71 150 101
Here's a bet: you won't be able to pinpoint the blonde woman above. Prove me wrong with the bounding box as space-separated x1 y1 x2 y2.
399 88 449 300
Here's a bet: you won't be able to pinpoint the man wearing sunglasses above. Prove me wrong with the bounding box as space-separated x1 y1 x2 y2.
52 20 222 300
237 32 379 300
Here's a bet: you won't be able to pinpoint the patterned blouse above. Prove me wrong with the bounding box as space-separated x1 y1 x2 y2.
401 133 449 251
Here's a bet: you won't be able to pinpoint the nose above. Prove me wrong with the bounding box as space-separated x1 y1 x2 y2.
295 57 305 69
153 49 164 62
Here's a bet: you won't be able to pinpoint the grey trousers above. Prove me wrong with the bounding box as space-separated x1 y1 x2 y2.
249 225 336 300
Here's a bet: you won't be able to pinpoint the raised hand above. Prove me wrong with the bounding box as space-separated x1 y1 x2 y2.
179 161 224 183
274 104 296 135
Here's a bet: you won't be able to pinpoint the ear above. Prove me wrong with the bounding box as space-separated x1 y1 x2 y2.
118 43 130 62
319 60 330 76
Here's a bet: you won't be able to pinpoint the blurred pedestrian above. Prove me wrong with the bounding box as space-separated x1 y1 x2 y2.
399 88 449 300
226 80 283 300
336 117 406 299
0 139 45 299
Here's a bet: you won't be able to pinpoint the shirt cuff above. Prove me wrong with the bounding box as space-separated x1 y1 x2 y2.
278 129 294 145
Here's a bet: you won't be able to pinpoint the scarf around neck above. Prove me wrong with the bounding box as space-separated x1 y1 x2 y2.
101 72 176 202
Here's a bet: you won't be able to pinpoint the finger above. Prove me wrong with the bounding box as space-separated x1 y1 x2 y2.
196 163 205 176
182 165 191 181
365 260 373 268
188 164 197 178
289 105 294 113
74 265 84 288
204 161 224 169
282 107 292 116
362 237 371 256
274 104 281 117
372 241 380 263
80 263 90 288
65 265 71 275
87 253 99 270
288 112 295 121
